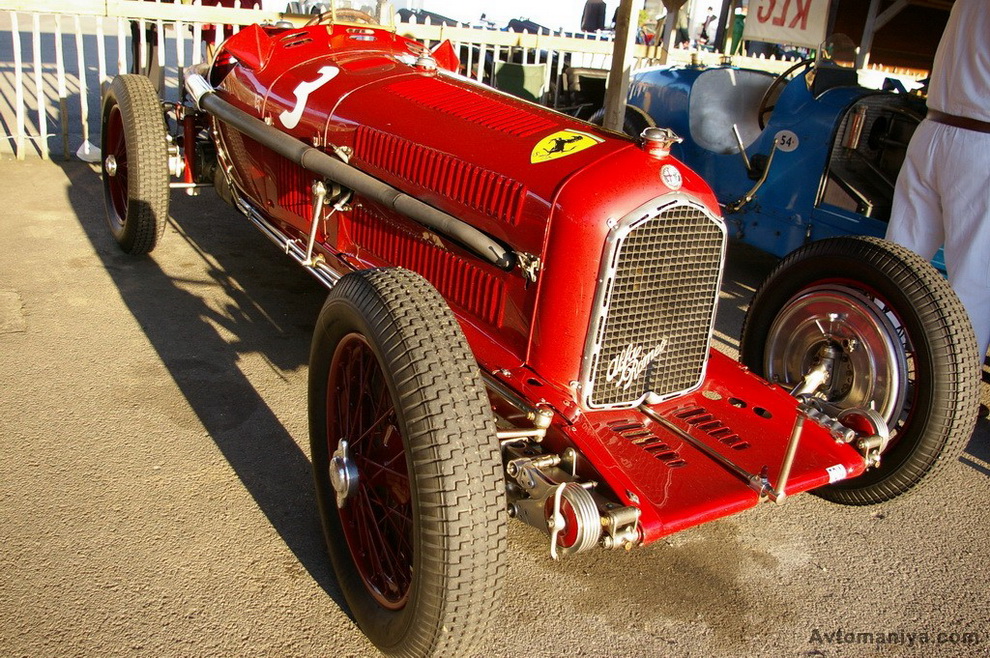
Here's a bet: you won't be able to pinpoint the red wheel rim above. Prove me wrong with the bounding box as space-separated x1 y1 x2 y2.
326 333 412 610
104 105 129 226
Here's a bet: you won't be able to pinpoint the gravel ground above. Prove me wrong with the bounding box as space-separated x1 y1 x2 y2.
2 157 988 658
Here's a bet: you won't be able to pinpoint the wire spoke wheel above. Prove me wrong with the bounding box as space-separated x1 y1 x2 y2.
309 268 506 657
328 333 412 610
104 105 130 223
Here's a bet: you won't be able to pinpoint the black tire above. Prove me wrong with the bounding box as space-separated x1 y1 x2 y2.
740 236 978 504
101 74 169 255
309 268 506 657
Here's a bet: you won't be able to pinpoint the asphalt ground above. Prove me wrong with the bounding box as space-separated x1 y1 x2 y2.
2 157 989 657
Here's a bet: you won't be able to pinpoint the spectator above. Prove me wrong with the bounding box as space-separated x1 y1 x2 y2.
886 0 990 363
675 8 689 47
699 7 717 45
581 0 606 32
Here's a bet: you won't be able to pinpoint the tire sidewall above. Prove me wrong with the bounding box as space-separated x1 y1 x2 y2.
100 75 169 254
740 237 960 497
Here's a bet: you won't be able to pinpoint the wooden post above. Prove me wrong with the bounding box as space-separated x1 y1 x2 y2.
33 13 49 160
659 9 676 65
602 0 637 133
56 14 70 160
858 0 907 70
12 12 26 160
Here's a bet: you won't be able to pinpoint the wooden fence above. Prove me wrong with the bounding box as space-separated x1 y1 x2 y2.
0 0 804 160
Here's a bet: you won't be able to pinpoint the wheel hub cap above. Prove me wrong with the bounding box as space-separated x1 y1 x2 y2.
764 285 908 424
104 154 117 177
329 440 359 508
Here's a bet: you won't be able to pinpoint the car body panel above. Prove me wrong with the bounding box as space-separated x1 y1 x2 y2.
627 62 945 271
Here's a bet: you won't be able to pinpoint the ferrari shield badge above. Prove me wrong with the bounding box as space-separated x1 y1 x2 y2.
531 129 603 164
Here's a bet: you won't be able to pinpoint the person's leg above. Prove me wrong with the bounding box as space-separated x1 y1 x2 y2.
887 120 944 261
935 126 990 359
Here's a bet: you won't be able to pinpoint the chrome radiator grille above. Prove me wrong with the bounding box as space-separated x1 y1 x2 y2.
582 195 726 409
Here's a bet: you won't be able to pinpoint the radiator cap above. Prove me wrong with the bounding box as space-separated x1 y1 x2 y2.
640 127 682 159
415 55 438 71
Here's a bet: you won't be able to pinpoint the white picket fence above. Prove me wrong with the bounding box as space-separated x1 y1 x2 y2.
0 0 801 160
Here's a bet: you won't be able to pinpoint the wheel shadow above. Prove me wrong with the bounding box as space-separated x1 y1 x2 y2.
962 357 990 476
57 159 348 609
715 240 777 354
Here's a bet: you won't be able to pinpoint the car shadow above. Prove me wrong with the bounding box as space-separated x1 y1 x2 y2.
57 159 348 610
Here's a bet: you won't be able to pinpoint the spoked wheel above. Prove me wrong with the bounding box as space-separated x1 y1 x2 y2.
309 268 506 657
101 74 169 255
741 236 978 504
327 333 413 610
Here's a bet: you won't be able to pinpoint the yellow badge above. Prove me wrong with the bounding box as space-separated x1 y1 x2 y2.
530 129 604 164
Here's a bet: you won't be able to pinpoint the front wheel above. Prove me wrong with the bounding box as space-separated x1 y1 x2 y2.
309 268 506 657
740 236 978 504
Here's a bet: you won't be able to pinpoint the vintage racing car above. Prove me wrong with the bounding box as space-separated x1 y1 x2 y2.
607 39 942 269
100 16 977 658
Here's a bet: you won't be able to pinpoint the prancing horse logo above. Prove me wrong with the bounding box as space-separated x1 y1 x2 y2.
606 339 668 390
279 66 340 130
530 129 604 164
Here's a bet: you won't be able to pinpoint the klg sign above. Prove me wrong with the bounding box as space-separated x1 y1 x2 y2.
743 0 830 49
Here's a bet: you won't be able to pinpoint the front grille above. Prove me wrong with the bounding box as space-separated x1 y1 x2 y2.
582 195 726 409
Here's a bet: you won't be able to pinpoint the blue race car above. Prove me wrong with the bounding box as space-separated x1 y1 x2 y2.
611 41 940 269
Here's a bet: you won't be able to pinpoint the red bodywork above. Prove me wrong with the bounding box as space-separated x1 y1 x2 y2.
204 22 867 545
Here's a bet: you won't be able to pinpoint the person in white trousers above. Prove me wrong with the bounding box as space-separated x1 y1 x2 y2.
886 0 990 364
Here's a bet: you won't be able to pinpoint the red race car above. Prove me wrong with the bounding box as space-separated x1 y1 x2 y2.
100 14 978 658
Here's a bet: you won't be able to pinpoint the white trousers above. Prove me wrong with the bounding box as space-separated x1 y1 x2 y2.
887 118 990 361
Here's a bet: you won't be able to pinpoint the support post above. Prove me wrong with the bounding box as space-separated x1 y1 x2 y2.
602 0 637 134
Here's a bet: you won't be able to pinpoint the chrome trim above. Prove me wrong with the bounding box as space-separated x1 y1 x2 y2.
580 193 727 410
234 195 342 290
184 72 214 109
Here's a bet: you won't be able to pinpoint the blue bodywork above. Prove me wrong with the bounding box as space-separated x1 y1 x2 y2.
626 63 943 270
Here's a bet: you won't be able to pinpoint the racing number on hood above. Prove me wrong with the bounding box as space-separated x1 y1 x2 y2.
279 66 340 130
531 129 604 164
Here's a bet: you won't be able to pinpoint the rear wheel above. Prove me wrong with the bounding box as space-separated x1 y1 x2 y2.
741 236 978 504
101 74 169 255
309 268 506 657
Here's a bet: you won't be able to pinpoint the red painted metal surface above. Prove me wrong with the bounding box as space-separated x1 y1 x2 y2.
500 351 866 544
205 22 869 546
